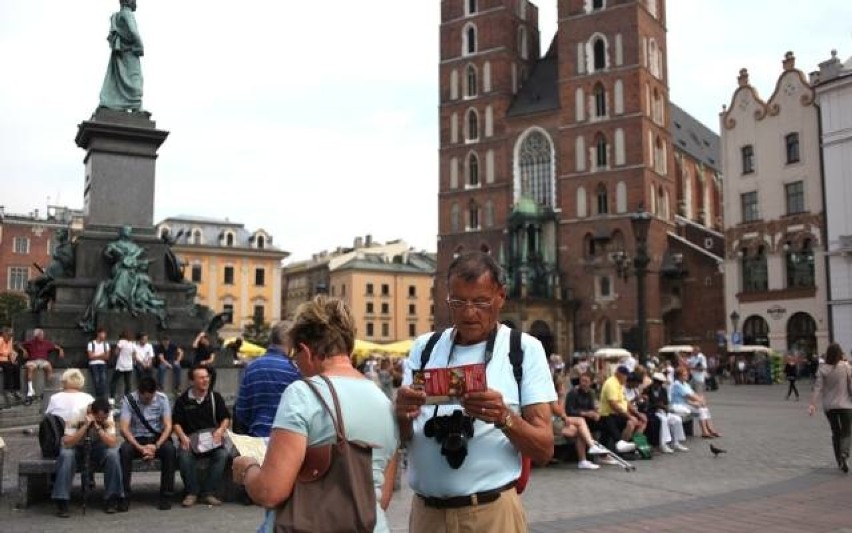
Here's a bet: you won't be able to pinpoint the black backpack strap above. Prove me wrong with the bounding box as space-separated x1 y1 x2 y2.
419 328 448 371
125 393 162 440
509 329 524 405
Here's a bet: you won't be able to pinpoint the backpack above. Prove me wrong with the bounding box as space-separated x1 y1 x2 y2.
632 432 653 460
39 414 65 458
419 327 533 492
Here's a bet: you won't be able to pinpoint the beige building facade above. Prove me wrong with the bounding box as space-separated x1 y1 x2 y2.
720 53 828 356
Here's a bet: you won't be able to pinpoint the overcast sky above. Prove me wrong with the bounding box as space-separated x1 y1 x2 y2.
1 1 850 262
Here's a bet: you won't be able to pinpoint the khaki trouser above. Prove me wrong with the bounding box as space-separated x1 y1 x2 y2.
409 487 527 533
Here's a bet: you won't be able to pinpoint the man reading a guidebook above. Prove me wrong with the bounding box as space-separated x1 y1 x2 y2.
395 252 556 533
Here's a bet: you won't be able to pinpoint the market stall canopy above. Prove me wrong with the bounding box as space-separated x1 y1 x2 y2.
223 337 266 358
353 339 386 358
378 339 414 356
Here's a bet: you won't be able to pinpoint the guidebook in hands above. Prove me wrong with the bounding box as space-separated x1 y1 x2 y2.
226 430 267 463
412 363 487 405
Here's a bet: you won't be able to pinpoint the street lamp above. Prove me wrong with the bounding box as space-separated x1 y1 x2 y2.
631 209 652 365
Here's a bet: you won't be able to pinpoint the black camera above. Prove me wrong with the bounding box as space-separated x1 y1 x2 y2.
423 409 475 469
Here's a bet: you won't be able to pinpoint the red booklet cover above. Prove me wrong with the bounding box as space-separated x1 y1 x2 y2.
412 363 487 404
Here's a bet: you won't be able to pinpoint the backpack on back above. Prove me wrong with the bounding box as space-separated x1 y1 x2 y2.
39 414 65 458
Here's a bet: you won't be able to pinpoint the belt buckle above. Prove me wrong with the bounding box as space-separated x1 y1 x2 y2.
470 493 479 506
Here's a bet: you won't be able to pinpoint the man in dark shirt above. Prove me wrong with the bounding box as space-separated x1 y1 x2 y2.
154 336 183 393
565 373 601 433
191 332 217 389
172 365 230 507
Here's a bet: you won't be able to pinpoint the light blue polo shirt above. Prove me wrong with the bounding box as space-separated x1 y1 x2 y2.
402 325 556 498
670 380 695 406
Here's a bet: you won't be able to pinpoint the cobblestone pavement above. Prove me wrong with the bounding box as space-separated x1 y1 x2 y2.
1 383 850 532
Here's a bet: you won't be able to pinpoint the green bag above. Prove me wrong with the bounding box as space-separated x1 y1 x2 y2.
632 433 653 460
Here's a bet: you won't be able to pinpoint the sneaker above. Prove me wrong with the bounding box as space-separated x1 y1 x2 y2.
55 500 70 518
577 459 600 470
587 443 609 455
615 440 637 453
157 498 172 511
659 444 674 454
674 442 689 452
117 498 130 512
597 455 619 465
104 497 118 514
181 494 197 508
204 495 223 506
841 456 849 474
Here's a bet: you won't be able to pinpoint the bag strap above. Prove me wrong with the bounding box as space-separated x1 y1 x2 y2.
125 393 162 439
301 376 346 443
418 328 448 371
508 328 523 405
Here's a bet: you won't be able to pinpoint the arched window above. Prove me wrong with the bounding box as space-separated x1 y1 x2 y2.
616 181 627 213
648 39 660 78
786 238 815 288
450 69 459 100
654 135 666 174
787 312 817 356
466 109 479 141
466 64 477 97
596 183 609 215
483 61 492 92
449 156 459 189
577 186 588 217
593 83 607 117
595 133 608 169
468 152 479 186
743 315 770 347
518 26 528 60
463 24 477 56
646 0 657 18
593 38 606 71
256 235 265 249
517 129 554 207
450 203 461 232
225 232 235 247
468 200 480 230
192 229 202 245
450 112 458 143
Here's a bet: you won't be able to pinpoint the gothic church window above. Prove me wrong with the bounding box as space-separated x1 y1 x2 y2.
468 152 480 186
466 109 479 141
518 26 528 60
463 24 477 56
466 0 477 16
517 129 554 208
468 200 480 230
594 83 607 117
595 133 608 169
596 183 609 215
646 0 657 18
484 200 495 228
450 69 459 100
593 38 606 71
466 64 477 97
451 203 461 232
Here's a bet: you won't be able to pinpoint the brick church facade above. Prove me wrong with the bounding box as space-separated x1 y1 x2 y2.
435 0 726 358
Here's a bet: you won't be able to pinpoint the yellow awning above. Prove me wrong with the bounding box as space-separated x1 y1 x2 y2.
223 337 266 358
377 339 414 356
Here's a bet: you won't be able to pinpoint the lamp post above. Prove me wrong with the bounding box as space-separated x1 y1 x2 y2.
631 210 652 365
729 310 740 333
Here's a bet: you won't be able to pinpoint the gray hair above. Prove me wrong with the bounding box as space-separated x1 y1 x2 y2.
447 251 505 286
32 328 44 338
269 320 293 347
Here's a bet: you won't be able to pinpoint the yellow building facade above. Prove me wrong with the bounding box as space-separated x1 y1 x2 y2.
157 216 288 338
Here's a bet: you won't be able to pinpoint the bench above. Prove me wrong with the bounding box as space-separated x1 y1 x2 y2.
17 454 238 508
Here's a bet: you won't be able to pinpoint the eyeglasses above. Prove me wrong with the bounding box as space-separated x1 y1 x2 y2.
446 297 494 310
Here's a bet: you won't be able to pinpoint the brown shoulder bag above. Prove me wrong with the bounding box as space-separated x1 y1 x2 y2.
275 375 377 533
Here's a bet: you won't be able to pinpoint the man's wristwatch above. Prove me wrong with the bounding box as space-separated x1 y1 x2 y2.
495 411 515 430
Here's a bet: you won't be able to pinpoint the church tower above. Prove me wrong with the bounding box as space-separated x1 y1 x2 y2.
555 0 675 352
435 0 542 329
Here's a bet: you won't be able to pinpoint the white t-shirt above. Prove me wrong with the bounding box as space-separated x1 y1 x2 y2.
134 342 155 367
87 340 110 367
116 339 135 372
45 391 95 424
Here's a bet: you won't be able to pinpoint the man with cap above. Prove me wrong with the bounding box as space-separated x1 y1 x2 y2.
598 366 641 454
647 372 688 454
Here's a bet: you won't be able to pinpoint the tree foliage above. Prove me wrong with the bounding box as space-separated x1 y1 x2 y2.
242 314 271 347
0 292 27 328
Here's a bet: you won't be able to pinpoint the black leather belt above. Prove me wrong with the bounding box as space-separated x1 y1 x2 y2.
419 481 516 509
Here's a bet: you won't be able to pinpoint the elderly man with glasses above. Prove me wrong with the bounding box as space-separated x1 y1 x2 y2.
395 251 556 533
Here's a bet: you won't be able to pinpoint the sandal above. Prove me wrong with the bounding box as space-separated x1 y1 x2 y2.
701 434 715 439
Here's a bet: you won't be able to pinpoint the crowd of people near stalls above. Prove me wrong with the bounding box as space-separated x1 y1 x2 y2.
543 347 722 470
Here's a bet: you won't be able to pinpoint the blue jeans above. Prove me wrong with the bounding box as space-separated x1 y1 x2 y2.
89 365 107 398
177 446 228 496
157 364 182 392
52 444 124 501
